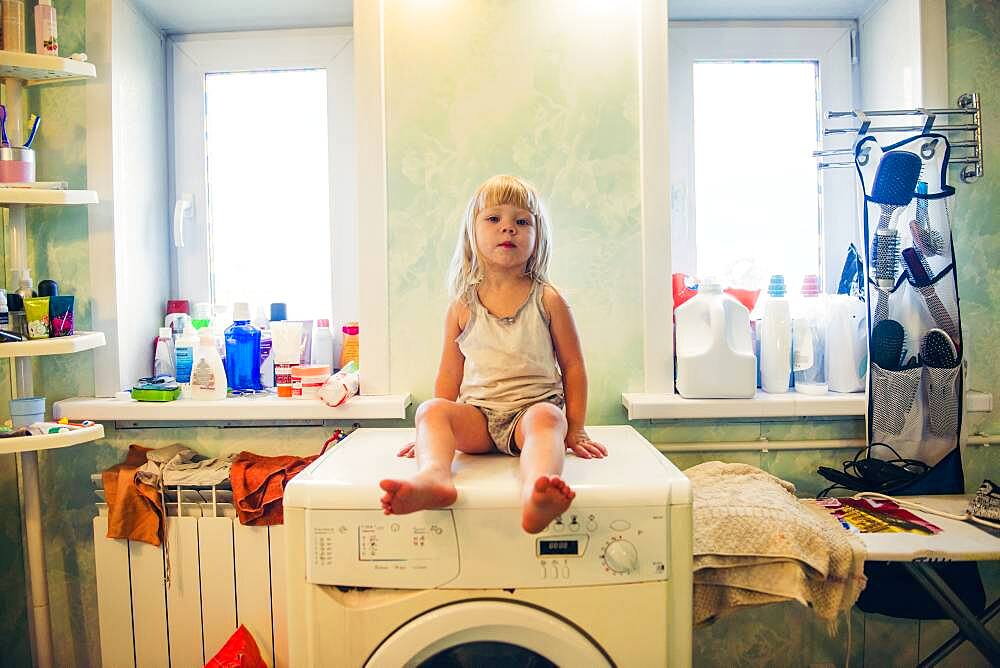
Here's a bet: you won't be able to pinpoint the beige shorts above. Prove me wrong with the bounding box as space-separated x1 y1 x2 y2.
475 395 565 456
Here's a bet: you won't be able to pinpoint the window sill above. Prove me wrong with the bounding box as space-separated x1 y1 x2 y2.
53 393 412 423
622 390 993 421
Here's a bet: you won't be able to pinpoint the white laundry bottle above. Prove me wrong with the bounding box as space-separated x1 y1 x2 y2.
760 275 792 394
826 295 867 393
190 332 228 400
792 274 828 395
675 280 756 398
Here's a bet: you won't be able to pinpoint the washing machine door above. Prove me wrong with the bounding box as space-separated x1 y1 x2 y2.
366 600 612 667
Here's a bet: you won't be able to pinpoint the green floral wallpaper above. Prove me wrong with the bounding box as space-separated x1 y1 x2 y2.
0 1 995 667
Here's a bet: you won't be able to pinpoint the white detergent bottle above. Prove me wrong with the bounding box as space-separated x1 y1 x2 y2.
675 279 756 398
826 295 867 393
760 275 792 394
190 332 228 400
792 274 828 394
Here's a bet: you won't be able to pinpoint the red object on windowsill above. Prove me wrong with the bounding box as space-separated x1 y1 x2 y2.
672 273 761 312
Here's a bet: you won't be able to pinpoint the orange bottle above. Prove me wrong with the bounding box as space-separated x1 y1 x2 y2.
339 322 359 370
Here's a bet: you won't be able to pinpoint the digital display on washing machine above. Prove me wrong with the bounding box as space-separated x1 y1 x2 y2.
538 539 579 556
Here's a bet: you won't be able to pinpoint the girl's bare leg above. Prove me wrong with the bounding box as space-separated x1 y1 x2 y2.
514 403 574 533
380 398 491 514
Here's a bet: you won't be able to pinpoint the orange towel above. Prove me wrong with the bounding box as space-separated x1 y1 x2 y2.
230 451 318 526
103 444 164 546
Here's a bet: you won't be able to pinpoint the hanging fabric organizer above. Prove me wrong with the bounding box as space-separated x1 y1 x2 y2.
856 133 965 493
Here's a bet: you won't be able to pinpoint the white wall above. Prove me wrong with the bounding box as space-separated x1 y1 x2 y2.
87 0 170 395
859 0 948 109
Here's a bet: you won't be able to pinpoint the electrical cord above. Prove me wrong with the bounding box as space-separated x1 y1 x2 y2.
817 442 930 497
851 491 1000 530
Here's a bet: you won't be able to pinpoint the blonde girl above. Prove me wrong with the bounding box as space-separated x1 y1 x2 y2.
380 175 605 533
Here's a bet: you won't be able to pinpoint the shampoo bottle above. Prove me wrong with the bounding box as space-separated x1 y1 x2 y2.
760 275 792 394
153 327 175 378
174 321 199 393
190 332 227 400
33 0 56 55
312 319 334 368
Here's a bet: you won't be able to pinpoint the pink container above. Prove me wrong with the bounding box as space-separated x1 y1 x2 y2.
0 147 35 183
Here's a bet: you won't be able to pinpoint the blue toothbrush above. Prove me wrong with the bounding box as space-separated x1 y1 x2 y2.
24 115 40 148
0 105 8 147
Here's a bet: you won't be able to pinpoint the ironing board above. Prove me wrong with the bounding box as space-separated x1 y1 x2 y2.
859 495 1000 666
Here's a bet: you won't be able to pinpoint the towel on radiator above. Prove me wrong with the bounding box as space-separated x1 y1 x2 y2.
685 461 867 627
230 451 318 526
103 444 164 546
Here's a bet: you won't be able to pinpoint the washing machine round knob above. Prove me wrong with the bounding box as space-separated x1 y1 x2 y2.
603 539 638 573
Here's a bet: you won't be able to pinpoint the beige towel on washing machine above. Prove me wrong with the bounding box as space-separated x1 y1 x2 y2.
685 461 867 628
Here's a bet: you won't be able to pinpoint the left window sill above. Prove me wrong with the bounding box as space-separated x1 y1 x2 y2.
53 393 412 423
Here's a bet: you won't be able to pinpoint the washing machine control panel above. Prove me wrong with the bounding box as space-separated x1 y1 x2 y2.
449 505 671 588
304 505 672 589
305 509 460 588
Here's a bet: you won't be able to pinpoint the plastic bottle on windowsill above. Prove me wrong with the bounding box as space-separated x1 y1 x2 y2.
792 274 828 395
674 280 756 398
224 302 262 392
760 275 792 394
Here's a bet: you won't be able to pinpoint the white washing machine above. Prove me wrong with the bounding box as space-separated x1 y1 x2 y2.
284 425 692 667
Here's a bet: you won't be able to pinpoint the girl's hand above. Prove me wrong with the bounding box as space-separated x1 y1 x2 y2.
398 442 416 458
565 429 607 459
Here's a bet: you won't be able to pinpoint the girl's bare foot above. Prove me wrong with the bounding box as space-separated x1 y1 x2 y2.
379 470 457 515
522 475 575 533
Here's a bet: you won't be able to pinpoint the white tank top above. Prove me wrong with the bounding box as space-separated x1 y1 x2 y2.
456 281 564 411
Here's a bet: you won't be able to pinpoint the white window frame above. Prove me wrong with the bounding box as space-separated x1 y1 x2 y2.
668 21 859 299
169 27 371 384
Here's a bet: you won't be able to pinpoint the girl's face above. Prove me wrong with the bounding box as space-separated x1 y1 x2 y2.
474 204 537 273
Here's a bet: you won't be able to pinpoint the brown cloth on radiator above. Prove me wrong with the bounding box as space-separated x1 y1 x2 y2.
230 451 318 525
102 444 164 546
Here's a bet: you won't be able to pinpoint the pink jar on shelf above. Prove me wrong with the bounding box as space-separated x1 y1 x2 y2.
0 147 35 183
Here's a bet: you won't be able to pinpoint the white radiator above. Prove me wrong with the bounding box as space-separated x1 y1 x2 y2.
93 494 288 668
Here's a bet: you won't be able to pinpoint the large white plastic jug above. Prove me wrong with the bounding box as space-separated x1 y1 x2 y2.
675 281 756 398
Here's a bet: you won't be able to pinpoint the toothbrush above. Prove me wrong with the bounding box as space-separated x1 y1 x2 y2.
0 105 8 147
24 114 40 149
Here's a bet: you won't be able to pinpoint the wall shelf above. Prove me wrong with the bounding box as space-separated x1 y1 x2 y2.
0 424 104 456
0 331 106 358
622 390 993 421
0 189 99 206
54 393 413 422
0 50 97 84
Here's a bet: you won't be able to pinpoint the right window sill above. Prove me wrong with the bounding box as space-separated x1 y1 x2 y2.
621 390 993 421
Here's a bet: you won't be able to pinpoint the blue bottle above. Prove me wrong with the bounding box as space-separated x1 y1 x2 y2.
224 302 262 391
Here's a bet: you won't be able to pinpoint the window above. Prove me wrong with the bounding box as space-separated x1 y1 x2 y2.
171 28 357 336
670 22 858 295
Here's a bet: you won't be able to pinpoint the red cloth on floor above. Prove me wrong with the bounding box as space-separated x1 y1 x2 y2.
230 451 318 526
204 624 267 668
102 444 164 546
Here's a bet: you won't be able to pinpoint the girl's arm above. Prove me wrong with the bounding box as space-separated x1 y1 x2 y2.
434 301 468 401
543 286 607 458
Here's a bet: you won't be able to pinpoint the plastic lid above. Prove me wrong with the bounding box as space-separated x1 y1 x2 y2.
291 364 331 376
167 299 190 315
767 274 786 298
158 327 172 339
800 274 821 297
342 322 359 335
233 302 251 321
193 302 213 318
37 279 58 297
7 293 23 310
270 303 287 321
317 318 330 328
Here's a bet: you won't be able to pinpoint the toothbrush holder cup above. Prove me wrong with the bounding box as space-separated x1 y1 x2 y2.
9 396 45 428
0 147 35 183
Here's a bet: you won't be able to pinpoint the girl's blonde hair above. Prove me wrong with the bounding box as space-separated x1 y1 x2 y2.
448 174 552 300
